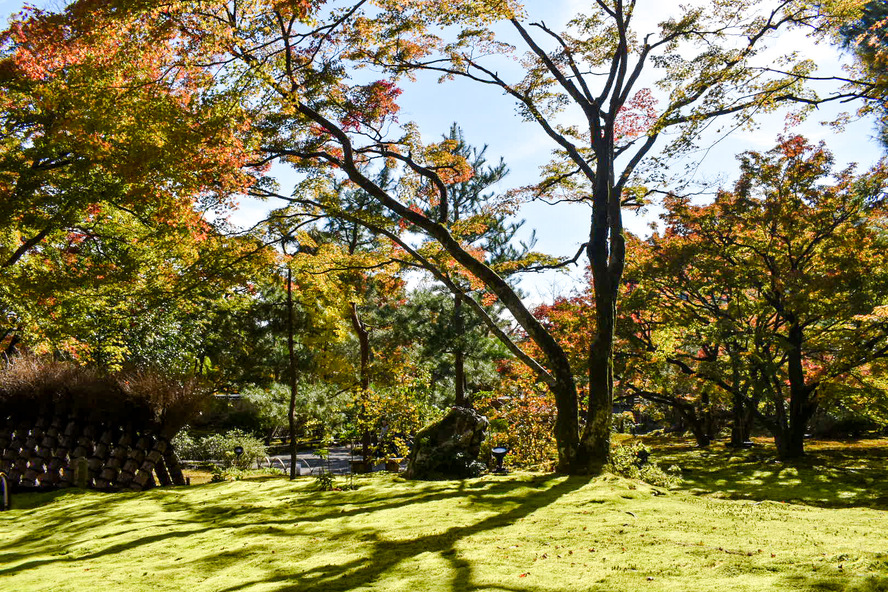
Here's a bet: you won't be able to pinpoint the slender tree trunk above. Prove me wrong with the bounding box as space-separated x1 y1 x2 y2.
682 409 711 448
777 321 817 459
350 303 372 467
730 392 749 447
700 390 716 446
730 384 759 447
453 293 466 407
4 334 20 358
286 268 300 479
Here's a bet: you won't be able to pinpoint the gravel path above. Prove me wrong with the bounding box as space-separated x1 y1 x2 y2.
264 445 405 475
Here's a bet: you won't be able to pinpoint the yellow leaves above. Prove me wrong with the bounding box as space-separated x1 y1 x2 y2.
450 215 490 239
853 305 888 322
491 251 560 276
649 326 682 362
423 139 474 185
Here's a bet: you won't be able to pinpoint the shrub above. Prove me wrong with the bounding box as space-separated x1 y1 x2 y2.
172 428 267 469
607 442 679 488
314 471 335 491
476 389 557 470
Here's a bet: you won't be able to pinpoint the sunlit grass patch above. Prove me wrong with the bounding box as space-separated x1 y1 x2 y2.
1 443 886 592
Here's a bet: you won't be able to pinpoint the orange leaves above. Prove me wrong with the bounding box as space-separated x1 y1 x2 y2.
421 138 473 186
271 0 323 20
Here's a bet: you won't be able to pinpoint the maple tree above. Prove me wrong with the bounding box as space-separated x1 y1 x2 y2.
6 0 872 473
0 1 270 368
1 193 270 372
0 3 258 263
620 235 757 448
626 136 888 458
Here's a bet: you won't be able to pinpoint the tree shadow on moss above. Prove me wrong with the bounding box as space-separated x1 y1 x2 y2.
0 474 586 592
779 573 888 592
205 475 589 592
647 438 888 509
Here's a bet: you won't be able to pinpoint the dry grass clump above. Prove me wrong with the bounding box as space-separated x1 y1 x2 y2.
116 369 207 433
0 355 208 432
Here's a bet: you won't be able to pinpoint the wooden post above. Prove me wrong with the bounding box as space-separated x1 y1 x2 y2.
73 456 89 489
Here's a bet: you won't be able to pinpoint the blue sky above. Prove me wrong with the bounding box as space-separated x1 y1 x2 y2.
4 0 884 303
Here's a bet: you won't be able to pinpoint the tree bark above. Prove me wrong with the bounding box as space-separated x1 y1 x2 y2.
775 321 817 459
293 102 586 472
729 393 747 447
579 153 624 474
287 267 299 480
453 293 466 407
350 302 372 467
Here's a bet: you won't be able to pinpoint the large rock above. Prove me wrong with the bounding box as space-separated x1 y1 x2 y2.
405 406 489 480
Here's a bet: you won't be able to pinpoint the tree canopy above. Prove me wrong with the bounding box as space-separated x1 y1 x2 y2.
1 0 885 471
623 136 888 457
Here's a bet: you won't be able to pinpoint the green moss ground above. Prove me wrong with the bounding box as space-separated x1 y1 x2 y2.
1 439 887 592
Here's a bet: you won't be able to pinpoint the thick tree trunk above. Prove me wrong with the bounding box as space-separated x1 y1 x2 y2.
766 322 818 459
774 393 817 459
581 331 613 473
730 392 750 447
682 404 712 448
579 158 625 474
774 424 805 459
775 321 817 459
550 365 582 474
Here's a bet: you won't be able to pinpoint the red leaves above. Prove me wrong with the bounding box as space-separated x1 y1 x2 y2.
776 134 810 159
341 79 403 131
614 88 659 141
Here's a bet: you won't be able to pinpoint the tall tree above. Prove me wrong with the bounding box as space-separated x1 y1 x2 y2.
9 0 867 473
399 124 526 407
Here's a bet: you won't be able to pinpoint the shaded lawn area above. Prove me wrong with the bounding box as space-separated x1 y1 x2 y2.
0 441 886 592
637 436 888 509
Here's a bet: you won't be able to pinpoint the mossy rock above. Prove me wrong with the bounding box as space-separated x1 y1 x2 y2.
405 406 488 480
